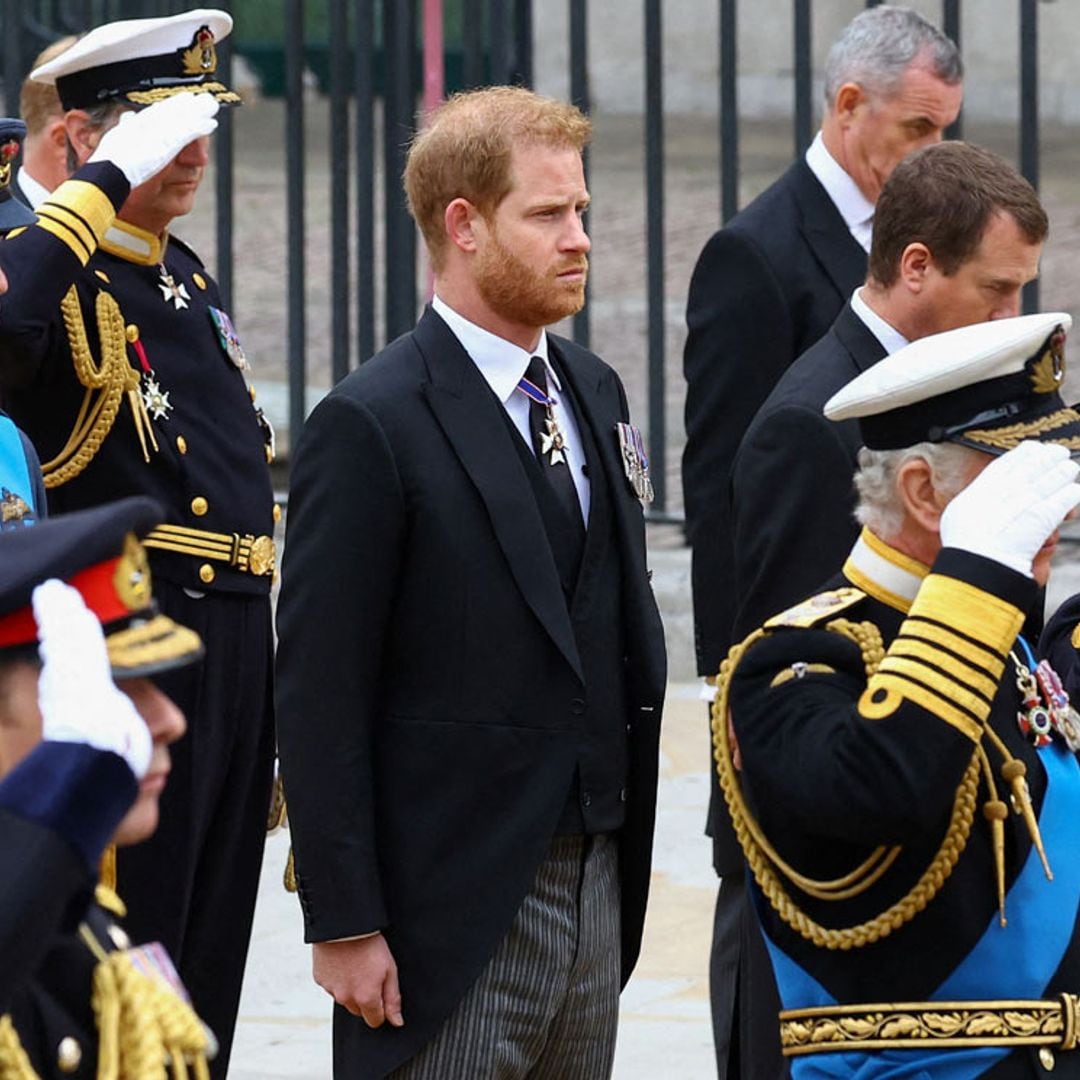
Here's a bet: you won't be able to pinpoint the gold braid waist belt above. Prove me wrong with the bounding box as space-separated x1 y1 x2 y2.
143 524 276 577
780 994 1080 1056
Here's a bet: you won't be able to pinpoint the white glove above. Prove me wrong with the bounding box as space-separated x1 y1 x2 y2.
939 441 1080 577
89 93 219 188
33 580 152 779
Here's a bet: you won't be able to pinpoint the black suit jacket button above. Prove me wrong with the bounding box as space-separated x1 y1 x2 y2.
582 791 592 807
571 698 585 715
620 787 628 802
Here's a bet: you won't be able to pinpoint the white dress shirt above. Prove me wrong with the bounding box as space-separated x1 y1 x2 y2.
15 168 50 210
850 286 909 355
805 132 875 254
432 295 590 521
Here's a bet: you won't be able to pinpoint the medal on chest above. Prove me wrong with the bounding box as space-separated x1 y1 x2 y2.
516 373 568 465
1012 637 1080 750
125 326 169 462
157 264 190 310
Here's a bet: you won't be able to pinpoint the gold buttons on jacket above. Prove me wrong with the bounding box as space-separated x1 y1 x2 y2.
272 504 282 524
193 272 207 290
190 496 208 516
199 563 216 584
1040 1047 1056 1071
249 384 257 402
265 444 274 464
176 435 188 455
57 1036 82 1072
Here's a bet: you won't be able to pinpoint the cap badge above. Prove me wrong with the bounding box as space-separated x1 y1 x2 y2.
115 533 152 611
180 26 218 77
0 139 19 191
1029 327 1067 393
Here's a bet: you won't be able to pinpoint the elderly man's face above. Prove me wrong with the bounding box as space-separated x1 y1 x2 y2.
0 660 186 846
839 62 963 202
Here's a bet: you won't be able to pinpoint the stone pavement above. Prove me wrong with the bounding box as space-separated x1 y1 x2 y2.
228 682 716 1080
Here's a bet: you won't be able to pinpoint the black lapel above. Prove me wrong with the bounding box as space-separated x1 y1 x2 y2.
548 338 647 582
790 159 868 301
830 301 888 374
415 307 583 681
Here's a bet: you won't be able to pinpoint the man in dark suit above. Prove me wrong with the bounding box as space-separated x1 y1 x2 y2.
732 140 1048 642
682 7 963 1075
275 86 666 1079
723 139 1047 1075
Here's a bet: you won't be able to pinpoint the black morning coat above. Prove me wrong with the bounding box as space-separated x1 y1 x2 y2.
275 307 667 1078
682 157 868 690
727 543 1080 1077
730 302 886 642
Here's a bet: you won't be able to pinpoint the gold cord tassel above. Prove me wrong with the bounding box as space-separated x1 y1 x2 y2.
977 744 1009 926
0 1015 38 1080
1001 759 1053 880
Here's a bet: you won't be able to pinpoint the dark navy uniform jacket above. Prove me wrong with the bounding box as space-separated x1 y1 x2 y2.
725 529 1080 1078
0 161 273 596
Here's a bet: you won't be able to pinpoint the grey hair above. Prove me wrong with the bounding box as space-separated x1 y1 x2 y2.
854 441 980 541
824 5 962 105
65 101 127 174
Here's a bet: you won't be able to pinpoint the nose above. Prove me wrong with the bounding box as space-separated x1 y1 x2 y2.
990 292 1023 320
176 135 210 167
122 678 187 746
562 212 591 255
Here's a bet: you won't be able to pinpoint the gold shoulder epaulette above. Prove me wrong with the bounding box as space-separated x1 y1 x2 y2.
764 587 866 630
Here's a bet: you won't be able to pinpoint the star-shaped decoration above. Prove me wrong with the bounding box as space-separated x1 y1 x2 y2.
158 267 190 310
540 416 567 466
142 374 173 420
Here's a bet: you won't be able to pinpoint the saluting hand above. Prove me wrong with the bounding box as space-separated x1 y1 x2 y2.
313 934 404 1029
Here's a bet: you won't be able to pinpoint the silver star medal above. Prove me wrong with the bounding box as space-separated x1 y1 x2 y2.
540 414 567 465
141 374 173 420
158 266 190 310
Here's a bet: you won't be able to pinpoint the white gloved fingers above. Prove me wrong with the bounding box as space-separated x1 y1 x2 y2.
31 580 152 779
90 91 220 188
1037 481 1080 533
33 579 111 680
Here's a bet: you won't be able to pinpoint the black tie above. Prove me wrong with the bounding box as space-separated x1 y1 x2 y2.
525 356 586 561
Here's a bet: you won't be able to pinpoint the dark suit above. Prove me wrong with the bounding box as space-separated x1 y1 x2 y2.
683 156 866 1080
275 307 666 1078
731 303 886 641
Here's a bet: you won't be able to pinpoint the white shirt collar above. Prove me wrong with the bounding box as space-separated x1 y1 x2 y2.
431 295 559 402
15 167 50 210
805 132 875 253
849 286 909 355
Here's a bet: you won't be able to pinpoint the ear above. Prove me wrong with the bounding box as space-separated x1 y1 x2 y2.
63 110 99 167
833 82 867 125
444 197 482 256
896 456 946 535
46 118 68 152
898 242 934 294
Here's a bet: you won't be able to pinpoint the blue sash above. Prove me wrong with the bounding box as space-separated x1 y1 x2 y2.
0 414 37 524
764 744 1080 1079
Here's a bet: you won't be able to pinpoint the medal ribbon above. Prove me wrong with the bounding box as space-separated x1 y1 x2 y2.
516 374 557 409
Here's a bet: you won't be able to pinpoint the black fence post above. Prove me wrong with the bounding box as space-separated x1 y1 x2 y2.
355 0 376 363
719 0 738 223
570 0 590 350
285 0 307 447
1020 0 1039 314
644 0 666 515
4 0 24 117
329 0 351 384
793 0 812 156
383 0 417 341
943 0 962 139
214 38 234 315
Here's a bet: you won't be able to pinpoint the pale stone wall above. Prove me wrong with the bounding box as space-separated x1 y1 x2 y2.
533 0 1080 123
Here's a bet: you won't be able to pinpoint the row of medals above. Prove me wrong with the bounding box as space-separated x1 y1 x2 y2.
1016 656 1080 750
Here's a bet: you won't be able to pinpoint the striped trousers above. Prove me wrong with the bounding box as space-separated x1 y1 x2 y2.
390 833 621 1079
